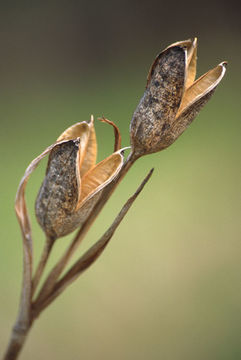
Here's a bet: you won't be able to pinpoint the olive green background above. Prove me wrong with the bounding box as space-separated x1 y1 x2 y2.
0 1 240 359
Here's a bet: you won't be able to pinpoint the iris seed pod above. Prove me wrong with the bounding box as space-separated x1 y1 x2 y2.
130 38 227 156
35 116 124 240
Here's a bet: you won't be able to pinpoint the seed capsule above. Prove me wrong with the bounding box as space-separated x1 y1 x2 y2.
130 38 227 156
35 117 124 239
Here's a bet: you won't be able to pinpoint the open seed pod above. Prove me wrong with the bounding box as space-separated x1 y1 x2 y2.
130 38 227 156
35 116 124 239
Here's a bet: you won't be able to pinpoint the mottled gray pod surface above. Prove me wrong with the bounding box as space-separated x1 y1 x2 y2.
35 140 80 239
130 46 186 155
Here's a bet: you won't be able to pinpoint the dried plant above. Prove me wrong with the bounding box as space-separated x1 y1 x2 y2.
3 38 226 360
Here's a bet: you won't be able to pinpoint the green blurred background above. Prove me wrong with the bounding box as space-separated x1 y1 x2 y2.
0 1 240 359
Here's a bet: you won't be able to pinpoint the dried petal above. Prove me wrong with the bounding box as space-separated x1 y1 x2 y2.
130 45 186 156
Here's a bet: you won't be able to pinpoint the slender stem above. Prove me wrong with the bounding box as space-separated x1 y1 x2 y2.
32 237 55 297
34 151 137 308
3 323 32 360
4 142 139 360
3 151 139 359
33 219 95 306
32 167 153 319
3 233 33 360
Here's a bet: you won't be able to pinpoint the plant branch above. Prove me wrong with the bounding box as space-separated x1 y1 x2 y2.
32 168 154 318
32 237 55 297
3 140 72 360
33 151 138 306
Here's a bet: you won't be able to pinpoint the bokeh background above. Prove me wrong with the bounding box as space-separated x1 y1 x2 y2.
0 1 240 359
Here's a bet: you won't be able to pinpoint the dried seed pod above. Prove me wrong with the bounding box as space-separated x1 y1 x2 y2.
35 139 80 239
130 38 227 156
35 117 124 239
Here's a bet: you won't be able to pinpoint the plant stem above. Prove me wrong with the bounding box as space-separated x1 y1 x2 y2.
3 151 139 359
33 151 137 309
3 323 32 360
32 237 55 296
32 168 153 318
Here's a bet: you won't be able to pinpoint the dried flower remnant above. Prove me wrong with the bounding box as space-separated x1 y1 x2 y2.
35 116 124 240
130 38 227 156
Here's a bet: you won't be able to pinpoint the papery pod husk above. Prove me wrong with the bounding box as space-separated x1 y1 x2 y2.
130 45 186 156
159 90 215 148
171 90 215 142
169 62 227 145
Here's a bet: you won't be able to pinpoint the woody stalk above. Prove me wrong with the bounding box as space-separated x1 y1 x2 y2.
3 38 226 360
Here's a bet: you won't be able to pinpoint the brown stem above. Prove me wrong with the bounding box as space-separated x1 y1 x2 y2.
32 237 55 296
34 151 138 308
3 231 33 360
4 140 72 359
32 167 153 318
3 151 140 358
3 142 70 360
3 323 32 360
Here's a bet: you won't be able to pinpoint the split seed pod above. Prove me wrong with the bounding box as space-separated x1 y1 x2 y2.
130 38 227 156
35 116 124 240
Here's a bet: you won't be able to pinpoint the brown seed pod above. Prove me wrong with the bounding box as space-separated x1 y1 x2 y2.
130 38 227 156
35 116 124 239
